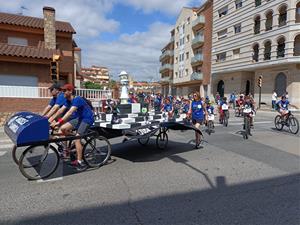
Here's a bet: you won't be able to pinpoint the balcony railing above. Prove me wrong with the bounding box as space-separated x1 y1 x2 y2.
161 76 170 83
277 50 285 58
252 54 259 62
264 52 271 60
265 21 272 31
159 64 173 72
191 54 203 64
190 72 203 81
192 16 205 29
0 85 112 100
192 35 204 48
278 15 287 27
159 50 174 61
254 25 260 34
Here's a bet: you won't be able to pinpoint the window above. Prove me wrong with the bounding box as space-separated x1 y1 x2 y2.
235 0 242 9
7 37 28 46
216 52 226 62
278 5 287 27
217 29 227 40
296 3 300 23
187 17 190 24
175 57 178 63
264 41 272 60
254 16 260 34
175 72 178 78
186 35 190 42
234 24 241 33
233 49 240 59
265 11 273 31
176 42 179 48
185 69 189 76
186 52 189 59
182 24 185 33
255 0 261 7
277 38 285 58
218 6 228 18
253 44 259 62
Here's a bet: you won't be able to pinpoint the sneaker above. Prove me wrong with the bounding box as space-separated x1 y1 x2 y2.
69 160 87 172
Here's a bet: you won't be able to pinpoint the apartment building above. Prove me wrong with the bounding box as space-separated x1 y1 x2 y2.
212 0 300 107
160 29 175 96
81 66 110 85
159 1 213 98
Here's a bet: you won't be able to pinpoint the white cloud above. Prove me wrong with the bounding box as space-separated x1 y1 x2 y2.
84 22 174 81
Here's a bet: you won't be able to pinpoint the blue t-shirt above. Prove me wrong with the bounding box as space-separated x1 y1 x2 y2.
182 103 190 113
49 92 66 107
163 103 173 112
278 100 289 109
191 100 204 120
71 96 94 125
206 106 214 115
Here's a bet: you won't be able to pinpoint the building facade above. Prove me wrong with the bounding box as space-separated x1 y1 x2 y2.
0 7 76 87
212 0 300 107
81 66 110 86
159 1 213 98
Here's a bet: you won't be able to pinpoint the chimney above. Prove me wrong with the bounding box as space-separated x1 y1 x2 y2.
43 6 56 49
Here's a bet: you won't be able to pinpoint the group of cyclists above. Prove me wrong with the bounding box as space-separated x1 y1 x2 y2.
42 83 94 171
41 82 296 171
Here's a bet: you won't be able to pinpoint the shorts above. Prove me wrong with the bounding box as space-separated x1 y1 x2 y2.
69 118 90 135
192 119 204 125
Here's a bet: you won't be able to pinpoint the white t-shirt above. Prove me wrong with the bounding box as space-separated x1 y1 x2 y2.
272 92 277 101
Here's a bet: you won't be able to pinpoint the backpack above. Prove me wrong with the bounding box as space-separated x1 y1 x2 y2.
82 97 94 111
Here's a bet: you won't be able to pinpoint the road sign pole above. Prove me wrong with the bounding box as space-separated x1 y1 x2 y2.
259 86 262 109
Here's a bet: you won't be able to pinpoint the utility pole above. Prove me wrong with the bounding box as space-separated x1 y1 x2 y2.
257 75 263 109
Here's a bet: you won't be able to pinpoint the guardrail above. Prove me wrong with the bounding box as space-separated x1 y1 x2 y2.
0 85 112 100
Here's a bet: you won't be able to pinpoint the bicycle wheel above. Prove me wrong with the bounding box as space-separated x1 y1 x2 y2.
83 136 111 168
274 115 283 131
207 121 213 135
223 112 228 127
19 145 59 180
156 131 168 150
138 137 150 146
243 117 248 139
288 116 299 134
235 109 239 117
12 145 28 166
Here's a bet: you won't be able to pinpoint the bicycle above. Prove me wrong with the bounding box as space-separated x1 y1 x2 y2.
220 104 229 127
274 111 299 134
18 130 111 180
243 107 253 139
206 113 215 135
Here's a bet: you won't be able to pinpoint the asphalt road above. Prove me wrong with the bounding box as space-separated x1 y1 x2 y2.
0 110 299 225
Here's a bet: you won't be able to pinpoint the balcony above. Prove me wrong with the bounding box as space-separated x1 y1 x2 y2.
190 72 203 81
160 76 170 83
159 50 174 61
192 15 205 30
191 35 204 49
191 54 203 66
159 64 173 73
264 52 271 60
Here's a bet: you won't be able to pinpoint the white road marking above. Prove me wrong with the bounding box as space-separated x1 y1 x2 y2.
37 177 63 183
0 151 7 156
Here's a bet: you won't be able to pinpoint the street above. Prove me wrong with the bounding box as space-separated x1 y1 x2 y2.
0 110 299 225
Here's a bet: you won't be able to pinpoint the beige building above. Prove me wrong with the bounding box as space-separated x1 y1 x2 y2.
212 0 300 107
81 65 110 85
160 1 213 98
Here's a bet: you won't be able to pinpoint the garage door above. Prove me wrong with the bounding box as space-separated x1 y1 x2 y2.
0 75 38 97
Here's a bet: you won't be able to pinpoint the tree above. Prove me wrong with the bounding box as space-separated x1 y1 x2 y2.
108 80 117 89
83 81 102 89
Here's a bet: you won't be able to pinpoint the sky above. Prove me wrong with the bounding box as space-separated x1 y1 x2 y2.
1 0 204 81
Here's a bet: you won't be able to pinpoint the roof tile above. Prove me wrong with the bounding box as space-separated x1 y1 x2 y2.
0 12 75 33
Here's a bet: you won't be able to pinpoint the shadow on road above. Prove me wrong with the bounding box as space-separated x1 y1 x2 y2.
3 173 299 225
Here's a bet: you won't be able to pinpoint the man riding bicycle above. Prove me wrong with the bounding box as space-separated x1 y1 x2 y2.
277 95 290 119
54 84 94 171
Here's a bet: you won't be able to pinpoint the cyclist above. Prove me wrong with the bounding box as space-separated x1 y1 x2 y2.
277 95 290 119
55 84 94 171
206 101 214 123
181 99 190 114
42 83 66 118
188 92 206 149
154 93 162 112
243 95 255 128
218 97 229 124
236 94 245 116
161 98 173 119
